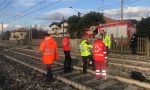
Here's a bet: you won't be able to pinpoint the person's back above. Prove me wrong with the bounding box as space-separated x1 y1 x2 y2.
93 35 107 80
39 34 59 81
62 35 72 73
93 39 106 61
62 37 71 51
40 36 58 64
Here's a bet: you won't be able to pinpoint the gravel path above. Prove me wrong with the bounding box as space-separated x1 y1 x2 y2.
0 54 78 90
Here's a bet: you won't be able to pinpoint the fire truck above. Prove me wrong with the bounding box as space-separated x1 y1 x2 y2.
83 21 136 39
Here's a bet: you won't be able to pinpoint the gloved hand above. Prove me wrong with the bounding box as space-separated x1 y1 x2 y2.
89 61 93 65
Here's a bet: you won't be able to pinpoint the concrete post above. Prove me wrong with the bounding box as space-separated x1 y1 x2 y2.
146 37 150 56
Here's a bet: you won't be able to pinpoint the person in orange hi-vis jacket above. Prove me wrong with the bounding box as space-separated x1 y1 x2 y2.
39 33 59 81
93 35 107 80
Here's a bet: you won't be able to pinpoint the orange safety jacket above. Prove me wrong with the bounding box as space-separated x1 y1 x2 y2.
93 40 107 61
39 36 59 64
62 37 71 51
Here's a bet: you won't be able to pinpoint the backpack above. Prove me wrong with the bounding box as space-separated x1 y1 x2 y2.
130 71 146 82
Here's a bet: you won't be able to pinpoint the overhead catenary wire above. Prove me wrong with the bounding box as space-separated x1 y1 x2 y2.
2 0 140 26
2 0 47 22
0 0 8 8
0 0 14 13
103 0 141 12
7 0 63 23
81 0 141 15
4 0 124 23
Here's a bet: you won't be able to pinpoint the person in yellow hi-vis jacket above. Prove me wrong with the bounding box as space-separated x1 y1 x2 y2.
100 29 111 54
80 38 95 74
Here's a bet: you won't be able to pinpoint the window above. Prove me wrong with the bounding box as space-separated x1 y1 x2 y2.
52 28 54 31
20 33 23 36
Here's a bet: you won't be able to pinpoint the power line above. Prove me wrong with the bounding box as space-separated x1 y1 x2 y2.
82 0 140 15
81 1 122 14
9 0 63 23
0 0 13 13
0 0 8 8
100 0 141 20
2 0 47 22
19 0 47 14
103 0 141 11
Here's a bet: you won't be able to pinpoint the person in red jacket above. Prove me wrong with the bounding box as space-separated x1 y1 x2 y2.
93 35 107 80
62 34 72 73
39 34 59 81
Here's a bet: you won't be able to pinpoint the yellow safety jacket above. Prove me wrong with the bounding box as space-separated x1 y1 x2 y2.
80 40 93 56
102 34 111 49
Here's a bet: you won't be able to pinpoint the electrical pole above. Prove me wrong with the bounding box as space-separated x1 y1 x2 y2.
63 16 64 37
1 22 4 42
70 7 81 17
102 0 104 14
78 12 81 17
31 26 32 40
121 0 124 20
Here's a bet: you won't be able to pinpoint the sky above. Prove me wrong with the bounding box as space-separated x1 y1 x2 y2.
0 0 150 31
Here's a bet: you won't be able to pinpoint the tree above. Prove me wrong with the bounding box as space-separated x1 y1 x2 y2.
38 30 47 39
5 31 11 40
79 12 105 29
136 17 150 38
31 28 39 39
68 12 105 38
68 15 81 39
1 31 11 40
127 19 138 25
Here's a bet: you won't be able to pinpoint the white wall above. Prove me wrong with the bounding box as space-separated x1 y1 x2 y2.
10 32 27 40
48 22 68 37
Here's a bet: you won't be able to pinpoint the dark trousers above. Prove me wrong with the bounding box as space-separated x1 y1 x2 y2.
46 64 53 79
82 55 95 74
88 55 95 70
106 46 109 55
131 47 137 55
64 51 72 72
82 56 88 74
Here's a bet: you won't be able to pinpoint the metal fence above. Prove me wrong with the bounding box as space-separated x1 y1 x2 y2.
110 37 150 56
0 37 150 56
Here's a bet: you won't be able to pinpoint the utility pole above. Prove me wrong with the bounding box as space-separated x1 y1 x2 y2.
70 7 81 17
1 22 4 42
102 0 104 14
63 16 64 37
78 12 81 17
30 26 32 40
121 0 124 20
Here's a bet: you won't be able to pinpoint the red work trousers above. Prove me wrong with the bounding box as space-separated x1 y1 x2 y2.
95 61 107 80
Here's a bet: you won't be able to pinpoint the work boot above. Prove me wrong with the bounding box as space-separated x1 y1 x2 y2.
45 75 54 82
46 77 55 82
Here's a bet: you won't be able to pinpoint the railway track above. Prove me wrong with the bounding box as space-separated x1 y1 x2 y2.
0 54 78 90
11 47 150 80
0 47 150 89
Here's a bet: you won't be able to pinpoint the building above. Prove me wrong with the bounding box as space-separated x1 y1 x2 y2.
48 20 68 37
9 28 28 40
48 16 117 37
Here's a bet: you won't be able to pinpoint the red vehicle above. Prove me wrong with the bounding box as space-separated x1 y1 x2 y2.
83 21 136 39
